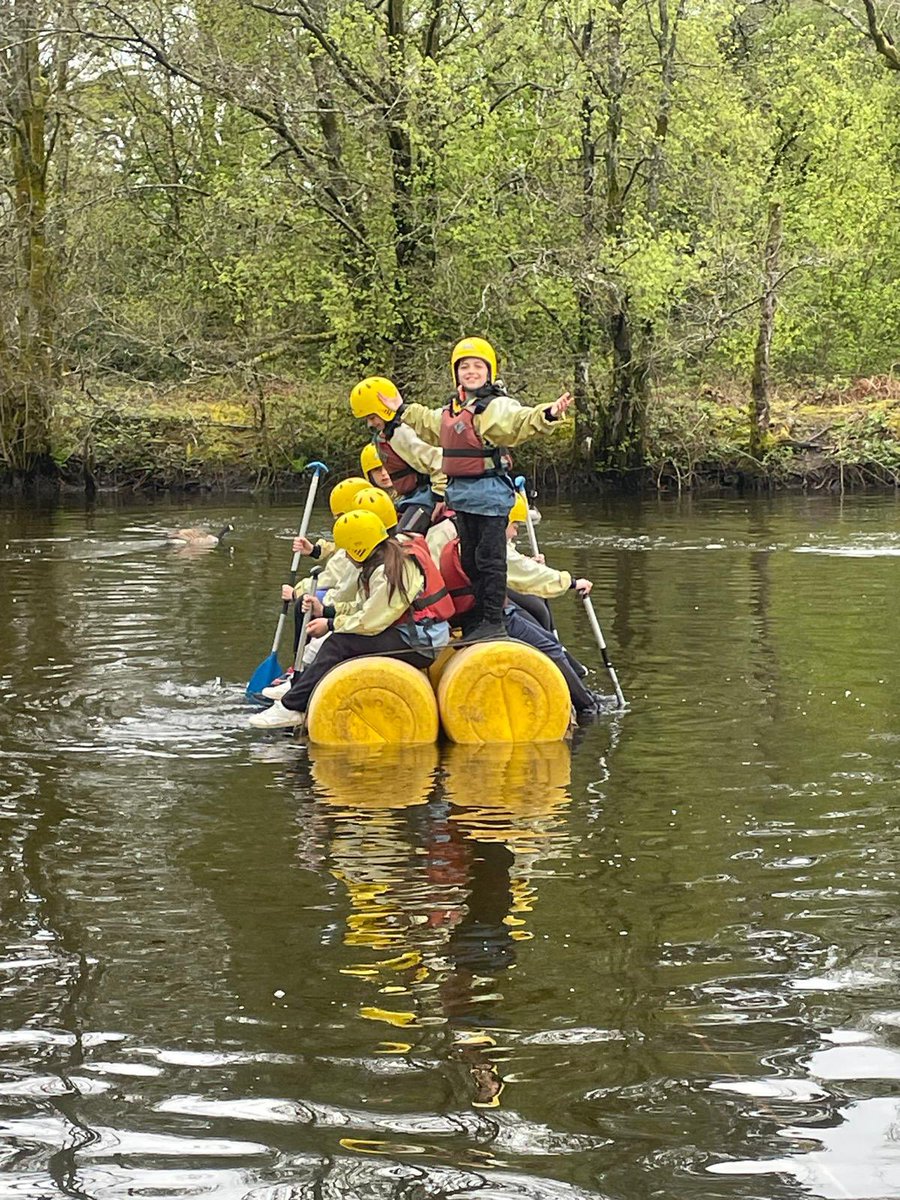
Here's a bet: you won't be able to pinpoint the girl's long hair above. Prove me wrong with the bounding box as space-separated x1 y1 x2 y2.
361 536 411 606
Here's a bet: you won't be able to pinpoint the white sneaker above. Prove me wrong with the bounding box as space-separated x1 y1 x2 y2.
248 700 305 729
261 680 291 701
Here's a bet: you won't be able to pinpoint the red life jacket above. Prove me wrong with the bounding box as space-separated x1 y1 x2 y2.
375 430 426 496
401 535 455 623
438 536 475 617
440 399 505 479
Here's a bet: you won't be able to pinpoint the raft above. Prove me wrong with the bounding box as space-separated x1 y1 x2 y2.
306 640 571 746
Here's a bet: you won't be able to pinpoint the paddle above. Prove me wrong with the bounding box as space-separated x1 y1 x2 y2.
292 565 324 672
581 595 626 709
514 475 611 695
514 475 559 639
514 475 542 559
246 461 329 697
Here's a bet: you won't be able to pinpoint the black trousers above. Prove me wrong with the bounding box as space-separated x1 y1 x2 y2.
506 589 553 632
506 588 588 678
454 511 508 625
505 605 594 712
281 628 431 712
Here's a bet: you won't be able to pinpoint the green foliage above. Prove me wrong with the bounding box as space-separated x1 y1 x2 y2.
830 406 900 478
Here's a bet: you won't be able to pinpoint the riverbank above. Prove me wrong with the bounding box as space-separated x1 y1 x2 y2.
19 376 900 495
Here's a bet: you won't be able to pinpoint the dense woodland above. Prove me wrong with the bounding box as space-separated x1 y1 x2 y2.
2 0 899 488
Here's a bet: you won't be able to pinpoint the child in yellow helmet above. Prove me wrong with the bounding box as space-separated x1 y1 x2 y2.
350 376 447 535
249 511 451 729
359 442 393 490
262 477 370 698
502 504 607 715
380 338 572 639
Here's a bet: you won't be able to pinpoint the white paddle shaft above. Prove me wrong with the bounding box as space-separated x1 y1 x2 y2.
581 594 626 709
269 470 325 655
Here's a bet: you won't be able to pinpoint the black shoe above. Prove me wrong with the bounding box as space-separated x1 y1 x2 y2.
460 620 508 643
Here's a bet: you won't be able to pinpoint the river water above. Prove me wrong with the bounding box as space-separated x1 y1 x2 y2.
0 491 898 1200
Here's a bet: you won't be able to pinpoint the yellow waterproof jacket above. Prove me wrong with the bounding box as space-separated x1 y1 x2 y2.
295 545 353 599
386 424 448 496
506 543 572 598
400 392 562 449
330 558 423 635
423 517 457 568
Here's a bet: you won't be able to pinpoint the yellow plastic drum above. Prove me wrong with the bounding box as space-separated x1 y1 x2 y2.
427 645 456 692
307 657 439 745
437 641 571 743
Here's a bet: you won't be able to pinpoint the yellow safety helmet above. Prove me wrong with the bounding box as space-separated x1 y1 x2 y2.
333 510 389 563
329 476 369 517
508 492 529 523
359 442 383 478
451 337 497 385
350 376 401 423
352 486 398 530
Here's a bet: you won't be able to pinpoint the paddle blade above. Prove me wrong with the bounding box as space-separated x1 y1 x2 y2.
246 652 283 699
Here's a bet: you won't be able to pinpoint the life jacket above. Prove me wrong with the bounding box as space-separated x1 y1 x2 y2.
375 428 428 496
438 536 475 617
440 396 505 479
400 534 455 623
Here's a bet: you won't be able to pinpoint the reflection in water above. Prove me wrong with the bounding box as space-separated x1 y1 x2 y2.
441 744 573 1108
309 742 572 1111
709 1095 900 1198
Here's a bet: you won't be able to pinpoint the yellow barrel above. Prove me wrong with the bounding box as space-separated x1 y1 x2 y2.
307 657 439 745
437 641 571 743
427 644 456 692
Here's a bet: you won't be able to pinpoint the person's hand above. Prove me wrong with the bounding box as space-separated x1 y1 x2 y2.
306 617 329 638
301 595 324 616
574 578 593 596
293 535 314 555
378 389 403 413
282 584 296 602
532 552 545 564
549 391 573 418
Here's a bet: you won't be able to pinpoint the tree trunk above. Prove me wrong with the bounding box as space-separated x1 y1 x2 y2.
597 297 648 472
384 0 420 381
0 0 57 479
749 201 782 457
307 49 384 365
572 17 600 466
596 0 645 472
638 0 683 434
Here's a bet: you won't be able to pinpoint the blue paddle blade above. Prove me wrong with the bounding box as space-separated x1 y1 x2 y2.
246 652 283 699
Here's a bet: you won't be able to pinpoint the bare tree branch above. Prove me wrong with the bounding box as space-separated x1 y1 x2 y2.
75 5 376 253
245 0 387 104
817 0 900 68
